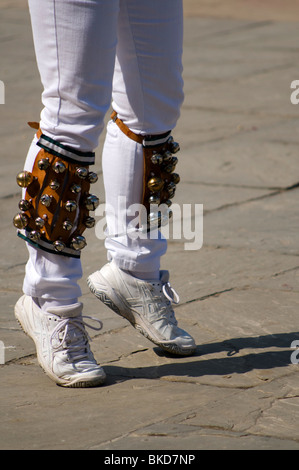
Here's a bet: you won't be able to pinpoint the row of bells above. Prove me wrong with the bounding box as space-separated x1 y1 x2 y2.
146 138 180 226
13 163 100 253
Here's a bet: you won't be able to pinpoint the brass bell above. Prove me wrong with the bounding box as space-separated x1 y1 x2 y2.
62 220 73 231
88 172 98 184
53 161 66 174
49 180 60 190
84 216 96 228
37 158 50 170
171 173 180 184
13 213 29 229
18 199 31 211
84 194 100 211
53 240 66 252
65 200 77 212
28 230 41 242
71 235 87 251
147 177 164 192
151 153 163 165
76 167 89 179
40 194 52 207
35 217 45 228
148 194 161 205
70 183 81 194
16 171 34 188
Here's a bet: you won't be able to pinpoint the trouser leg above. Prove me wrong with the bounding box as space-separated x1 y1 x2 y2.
22 0 119 305
103 0 184 276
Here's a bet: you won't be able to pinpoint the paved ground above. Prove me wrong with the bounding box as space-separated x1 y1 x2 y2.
0 0 299 451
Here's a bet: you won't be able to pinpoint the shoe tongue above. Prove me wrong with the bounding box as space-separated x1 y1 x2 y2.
159 270 170 284
46 302 83 318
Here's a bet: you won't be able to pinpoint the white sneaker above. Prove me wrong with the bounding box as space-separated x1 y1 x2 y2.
87 262 196 356
15 295 106 387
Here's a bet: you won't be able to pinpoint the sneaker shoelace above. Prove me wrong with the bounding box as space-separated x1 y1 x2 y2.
162 282 180 305
149 281 180 326
50 315 103 362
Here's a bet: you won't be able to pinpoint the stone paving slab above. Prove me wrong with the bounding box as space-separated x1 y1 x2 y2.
183 0 299 22
0 1 299 451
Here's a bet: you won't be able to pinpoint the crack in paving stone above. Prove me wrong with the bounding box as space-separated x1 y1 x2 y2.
183 180 286 191
3 353 37 366
179 287 236 306
194 20 274 40
202 183 299 216
103 348 149 366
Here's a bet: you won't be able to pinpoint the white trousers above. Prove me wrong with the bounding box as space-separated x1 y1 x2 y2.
23 0 184 304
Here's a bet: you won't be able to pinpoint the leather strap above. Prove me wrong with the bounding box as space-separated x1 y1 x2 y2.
111 111 143 145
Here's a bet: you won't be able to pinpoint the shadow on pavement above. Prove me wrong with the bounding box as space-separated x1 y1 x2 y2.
104 331 299 384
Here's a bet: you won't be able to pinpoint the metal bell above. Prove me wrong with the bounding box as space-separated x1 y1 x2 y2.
62 220 73 231
53 161 66 174
151 153 163 165
70 183 81 194
49 180 60 190
76 167 89 179
147 211 161 227
147 211 170 228
35 217 45 228
65 200 77 212
148 194 161 205
147 177 164 192
84 216 96 228
13 213 29 229
163 199 172 208
88 172 98 184
162 151 173 162
16 171 34 188
53 240 66 252
37 158 50 170
167 182 176 192
27 230 41 242
171 173 180 184
166 182 176 198
169 141 180 154
167 136 180 154
40 194 52 207
163 163 176 173
84 194 100 211
18 199 31 211
71 235 87 251
163 156 178 173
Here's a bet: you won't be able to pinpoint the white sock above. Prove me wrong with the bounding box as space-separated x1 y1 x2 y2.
122 269 160 281
34 297 78 312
